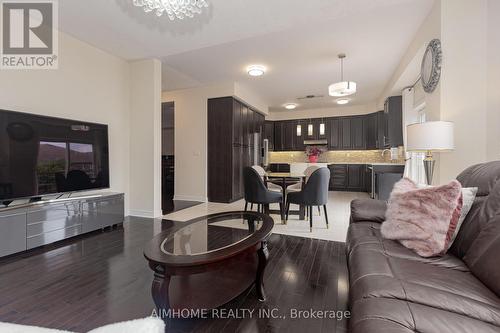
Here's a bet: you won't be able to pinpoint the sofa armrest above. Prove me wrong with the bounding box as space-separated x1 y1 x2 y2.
350 199 387 224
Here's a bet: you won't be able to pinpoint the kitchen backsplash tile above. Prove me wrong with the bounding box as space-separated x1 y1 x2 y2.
269 149 405 164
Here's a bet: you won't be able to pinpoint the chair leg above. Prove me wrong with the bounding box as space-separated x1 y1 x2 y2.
285 202 290 223
279 202 285 224
251 203 254 211
318 206 321 216
323 205 329 229
244 201 248 212
309 206 313 232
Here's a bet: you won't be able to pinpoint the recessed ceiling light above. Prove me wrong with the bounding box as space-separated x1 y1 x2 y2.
336 98 350 105
247 65 266 77
284 103 297 110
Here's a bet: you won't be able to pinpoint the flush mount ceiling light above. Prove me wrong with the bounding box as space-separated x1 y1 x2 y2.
284 103 297 110
329 54 357 97
132 0 209 20
336 98 350 105
247 65 266 77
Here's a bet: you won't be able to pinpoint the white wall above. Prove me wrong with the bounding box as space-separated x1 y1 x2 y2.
267 103 377 121
0 31 132 213
129 59 162 217
162 82 234 202
438 0 489 182
487 0 500 161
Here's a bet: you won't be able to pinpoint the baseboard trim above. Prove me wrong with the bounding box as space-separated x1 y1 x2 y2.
129 209 163 218
173 195 207 203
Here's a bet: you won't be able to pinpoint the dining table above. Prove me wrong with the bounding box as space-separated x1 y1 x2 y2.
265 171 306 221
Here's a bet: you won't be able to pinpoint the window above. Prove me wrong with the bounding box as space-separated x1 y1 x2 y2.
36 141 95 194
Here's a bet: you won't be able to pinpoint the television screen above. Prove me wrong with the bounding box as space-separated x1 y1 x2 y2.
0 109 109 201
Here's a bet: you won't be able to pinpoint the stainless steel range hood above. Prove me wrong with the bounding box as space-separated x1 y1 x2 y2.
304 139 328 146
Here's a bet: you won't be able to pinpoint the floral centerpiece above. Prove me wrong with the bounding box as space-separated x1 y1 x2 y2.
305 146 326 163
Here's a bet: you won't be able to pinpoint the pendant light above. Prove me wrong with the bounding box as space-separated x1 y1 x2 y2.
296 121 302 137
319 118 325 136
308 119 314 137
329 54 357 97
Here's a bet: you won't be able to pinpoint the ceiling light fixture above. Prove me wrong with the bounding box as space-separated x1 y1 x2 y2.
132 0 209 20
247 65 266 77
329 54 357 97
336 98 350 105
284 103 297 110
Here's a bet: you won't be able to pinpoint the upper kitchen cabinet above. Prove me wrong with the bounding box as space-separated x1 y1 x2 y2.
350 116 365 150
384 96 403 147
232 99 242 145
264 121 275 151
274 121 284 151
294 119 306 151
328 118 341 150
340 117 351 150
365 112 378 149
283 120 296 151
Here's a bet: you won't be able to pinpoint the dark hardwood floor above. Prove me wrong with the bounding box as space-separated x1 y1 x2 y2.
0 217 349 333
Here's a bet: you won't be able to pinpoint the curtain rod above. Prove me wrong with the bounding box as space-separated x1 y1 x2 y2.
402 75 421 92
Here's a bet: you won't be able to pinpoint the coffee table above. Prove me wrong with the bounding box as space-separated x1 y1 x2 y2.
144 211 274 312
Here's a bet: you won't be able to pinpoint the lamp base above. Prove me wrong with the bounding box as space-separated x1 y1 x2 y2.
423 151 435 185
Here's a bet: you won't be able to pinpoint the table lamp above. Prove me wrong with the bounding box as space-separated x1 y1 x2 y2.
406 121 454 185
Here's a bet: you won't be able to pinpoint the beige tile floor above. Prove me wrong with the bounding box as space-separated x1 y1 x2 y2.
163 191 369 242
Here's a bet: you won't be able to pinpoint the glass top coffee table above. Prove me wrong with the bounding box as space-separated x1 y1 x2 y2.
144 211 273 312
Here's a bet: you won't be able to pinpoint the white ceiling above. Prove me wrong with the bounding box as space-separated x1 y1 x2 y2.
58 0 435 111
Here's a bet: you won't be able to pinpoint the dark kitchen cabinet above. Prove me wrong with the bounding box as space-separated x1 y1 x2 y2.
316 119 328 140
274 121 284 151
283 120 296 151
347 164 365 190
294 119 306 151
350 116 365 150
328 118 341 150
340 118 351 150
384 96 403 147
328 164 366 191
365 112 378 149
377 111 388 148
264 121 275 151
328 164 348 190
208 97 263 203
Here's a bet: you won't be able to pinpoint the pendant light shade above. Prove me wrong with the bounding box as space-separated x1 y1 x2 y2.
329 54 357 97
329 81 357 97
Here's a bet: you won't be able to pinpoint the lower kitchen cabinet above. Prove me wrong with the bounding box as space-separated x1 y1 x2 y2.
328 164 366 192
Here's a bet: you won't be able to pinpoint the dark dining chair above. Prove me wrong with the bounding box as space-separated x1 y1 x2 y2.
243 167 285 222
285 167 330 232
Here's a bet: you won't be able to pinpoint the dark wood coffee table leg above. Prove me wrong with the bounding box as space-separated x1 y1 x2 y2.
256 241 269 301
150 264 171 311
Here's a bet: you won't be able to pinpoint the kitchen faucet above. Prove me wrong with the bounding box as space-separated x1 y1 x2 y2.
381 149 391 158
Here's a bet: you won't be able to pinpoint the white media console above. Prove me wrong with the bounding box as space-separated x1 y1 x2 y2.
0 192 124 258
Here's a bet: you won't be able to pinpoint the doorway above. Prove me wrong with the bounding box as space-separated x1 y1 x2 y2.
161 102 175 214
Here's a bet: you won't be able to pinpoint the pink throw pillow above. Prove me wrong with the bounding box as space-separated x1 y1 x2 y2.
381 178 463 257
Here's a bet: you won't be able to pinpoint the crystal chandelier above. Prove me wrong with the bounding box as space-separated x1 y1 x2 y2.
329 54 357 97
132 0 209 20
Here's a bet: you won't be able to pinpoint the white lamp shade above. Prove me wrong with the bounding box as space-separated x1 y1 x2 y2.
329 81 357 97
406 121 454 152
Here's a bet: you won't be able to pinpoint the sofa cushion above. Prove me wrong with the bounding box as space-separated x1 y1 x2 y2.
350 199 387 224
350 298 500 333
451 161 500 258
464 215 500 297
348 222 500 327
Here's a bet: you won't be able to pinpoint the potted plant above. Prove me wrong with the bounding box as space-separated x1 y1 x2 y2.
305 146 325 163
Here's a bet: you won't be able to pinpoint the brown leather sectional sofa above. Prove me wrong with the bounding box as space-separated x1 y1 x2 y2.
347 161 500 332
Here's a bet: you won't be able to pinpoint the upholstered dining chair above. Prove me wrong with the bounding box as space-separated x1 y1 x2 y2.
248 165 283 211
286 165 323 216
285 167 330 232
243 167 285 222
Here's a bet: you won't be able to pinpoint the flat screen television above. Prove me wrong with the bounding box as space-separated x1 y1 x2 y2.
0 109 109 202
